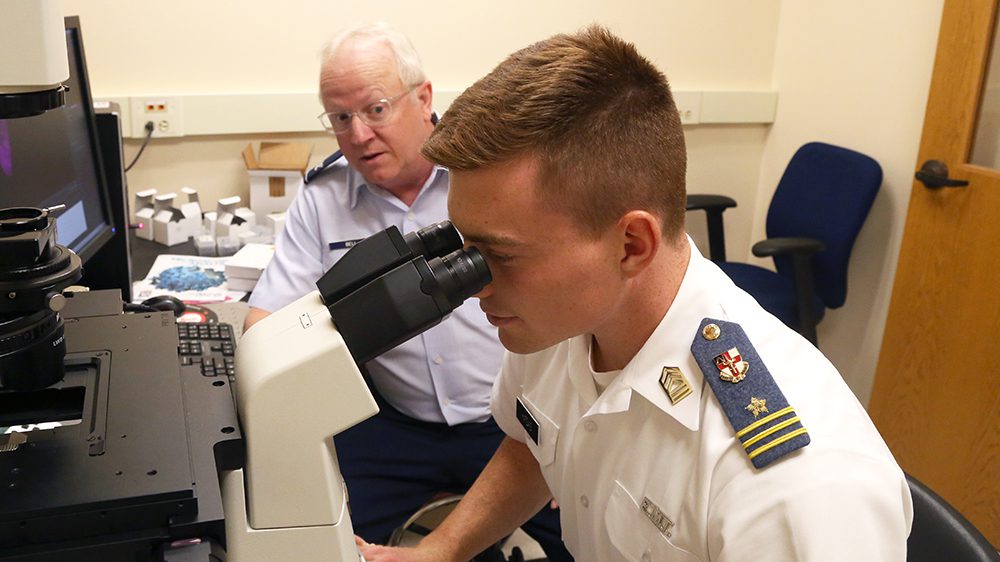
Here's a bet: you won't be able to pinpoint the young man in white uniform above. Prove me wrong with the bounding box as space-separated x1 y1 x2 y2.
360 25 913 562
245 23 569 559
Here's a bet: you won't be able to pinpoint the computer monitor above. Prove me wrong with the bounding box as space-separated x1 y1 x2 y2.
0 16 114 265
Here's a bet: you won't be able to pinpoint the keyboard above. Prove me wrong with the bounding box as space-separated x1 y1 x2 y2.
177 322 237 381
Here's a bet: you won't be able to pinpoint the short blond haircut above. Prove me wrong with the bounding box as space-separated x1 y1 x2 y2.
422 25 687 239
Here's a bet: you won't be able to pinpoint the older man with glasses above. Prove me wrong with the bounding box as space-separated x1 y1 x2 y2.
244 22 571 560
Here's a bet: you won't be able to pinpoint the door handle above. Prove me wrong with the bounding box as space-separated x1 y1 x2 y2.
915 160 969 189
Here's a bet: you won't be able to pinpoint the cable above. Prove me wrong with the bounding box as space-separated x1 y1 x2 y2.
124 121 155 172
123 302 158 314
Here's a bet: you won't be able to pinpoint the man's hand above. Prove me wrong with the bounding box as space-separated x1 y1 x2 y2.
355 536 450 562
356 438 550 562
243 306 271 332
357 544 431 562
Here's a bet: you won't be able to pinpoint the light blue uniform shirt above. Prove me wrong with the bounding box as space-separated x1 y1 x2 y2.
249 158 502 425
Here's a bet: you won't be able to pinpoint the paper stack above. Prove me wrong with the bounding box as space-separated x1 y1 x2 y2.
224 243 275 292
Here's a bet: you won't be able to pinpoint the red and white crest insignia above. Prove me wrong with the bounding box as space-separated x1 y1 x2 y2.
714 347 749 383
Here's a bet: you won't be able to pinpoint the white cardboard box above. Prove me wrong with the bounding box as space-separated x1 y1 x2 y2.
215 196 256 238
266 212 286 236
133 188 157 241
178 187 203 238
242 143 312 223
152 193 187 246
226 276 259 292
225 243 275 281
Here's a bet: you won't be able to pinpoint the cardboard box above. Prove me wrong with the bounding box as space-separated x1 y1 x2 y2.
179 187 203 225
225 242 275 293
152 193 189 246
225 242 275 282
150 191 202 247
214 195 256 238
177 187 204 239
133 188 157 241
202 210 217 237
243 142 311 223
266 212 286 236
226 276 259 293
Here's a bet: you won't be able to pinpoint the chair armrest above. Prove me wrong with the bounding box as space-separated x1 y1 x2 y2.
685 194 737 212
752 237 825 346
686 194 737 262
751 237 826 258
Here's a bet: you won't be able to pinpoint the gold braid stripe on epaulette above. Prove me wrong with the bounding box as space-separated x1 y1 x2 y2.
748 428 810 460
742 417 802 449
736 405 795 438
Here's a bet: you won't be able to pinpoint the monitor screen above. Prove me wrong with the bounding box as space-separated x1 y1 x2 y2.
0 17 114 264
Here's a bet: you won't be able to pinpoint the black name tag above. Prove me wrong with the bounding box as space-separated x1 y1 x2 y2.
515 397 540 445
328 238 363 251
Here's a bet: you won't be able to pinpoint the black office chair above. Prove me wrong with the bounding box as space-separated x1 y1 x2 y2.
906 473 999 562
686 142 882 345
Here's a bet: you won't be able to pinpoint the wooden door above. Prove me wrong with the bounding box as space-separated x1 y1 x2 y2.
868 0 1000 546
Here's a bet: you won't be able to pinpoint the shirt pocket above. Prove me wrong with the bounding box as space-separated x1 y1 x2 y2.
605 481 703 562
517 393 559 467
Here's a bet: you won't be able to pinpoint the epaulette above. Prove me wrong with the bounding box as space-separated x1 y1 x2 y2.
304 149 345 185
691 318 810 469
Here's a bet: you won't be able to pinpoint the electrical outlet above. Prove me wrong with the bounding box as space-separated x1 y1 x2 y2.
129 96 184 138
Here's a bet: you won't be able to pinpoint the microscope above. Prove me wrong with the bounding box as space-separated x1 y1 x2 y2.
225 222 490 560
1 5 494 559
0 208 490 562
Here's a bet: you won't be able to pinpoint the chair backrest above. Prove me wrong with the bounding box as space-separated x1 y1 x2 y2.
906 473 999 562
766 142 882 308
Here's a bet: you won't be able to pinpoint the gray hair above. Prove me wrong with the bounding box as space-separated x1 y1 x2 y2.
320 22 426 87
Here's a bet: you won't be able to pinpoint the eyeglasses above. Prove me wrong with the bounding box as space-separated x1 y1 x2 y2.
318 86 416 134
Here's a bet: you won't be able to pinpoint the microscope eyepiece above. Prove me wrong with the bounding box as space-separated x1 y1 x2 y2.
322 225 492 366
425 247 491 309
403 221 463 261
317 220 465 307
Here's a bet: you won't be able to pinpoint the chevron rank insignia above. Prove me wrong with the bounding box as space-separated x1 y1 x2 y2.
691 318 810 469
660 367 692 405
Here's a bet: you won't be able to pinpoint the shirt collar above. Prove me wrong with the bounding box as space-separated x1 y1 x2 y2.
572 237 724 431
346 164 448 210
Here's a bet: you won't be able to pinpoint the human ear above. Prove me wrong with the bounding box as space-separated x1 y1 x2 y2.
618 211 661 277
416 81 434 120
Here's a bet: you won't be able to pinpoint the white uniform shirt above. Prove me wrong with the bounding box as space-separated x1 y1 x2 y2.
492 239 913 561
250 159 502 424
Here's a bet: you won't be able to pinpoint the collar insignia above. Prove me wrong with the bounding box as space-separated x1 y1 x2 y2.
659 366 692 405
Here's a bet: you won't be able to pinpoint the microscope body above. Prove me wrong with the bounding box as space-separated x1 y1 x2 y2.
223 291 376 561
222 221 490 561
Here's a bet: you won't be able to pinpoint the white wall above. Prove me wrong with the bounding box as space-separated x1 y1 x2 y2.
56 1 948 404
61 0 780 261
57 1 951 405
755 1 944 403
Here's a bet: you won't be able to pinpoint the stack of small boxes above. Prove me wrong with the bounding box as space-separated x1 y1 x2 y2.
132 188 202 246
224 243 275 292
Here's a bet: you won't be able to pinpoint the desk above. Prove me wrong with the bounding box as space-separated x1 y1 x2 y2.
128 231 251 332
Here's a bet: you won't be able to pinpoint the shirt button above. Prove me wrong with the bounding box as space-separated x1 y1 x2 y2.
433 355 444 365
641 551 651 562
441 397 451 406
583 420 597 433
579 495 589 508
406 212 416 221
